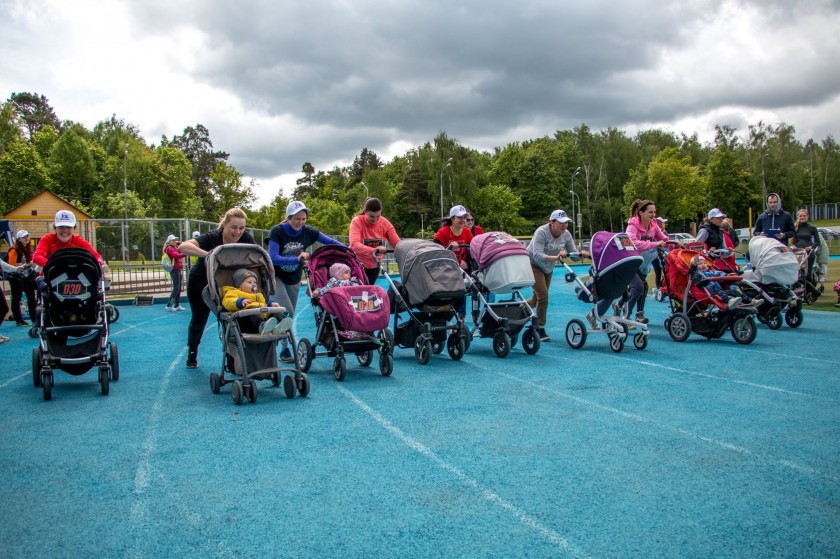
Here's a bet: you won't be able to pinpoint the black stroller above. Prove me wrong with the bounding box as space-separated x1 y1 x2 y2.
31 248 119 400
203 244 309 405
383 239 470 364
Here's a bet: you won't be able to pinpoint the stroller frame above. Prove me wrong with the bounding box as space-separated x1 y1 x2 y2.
204 244 309 405
296 245 394 381
31 248 119 401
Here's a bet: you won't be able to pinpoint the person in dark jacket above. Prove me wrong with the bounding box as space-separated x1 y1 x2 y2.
753 193 795 242
695 208 727 250
791 208 820 281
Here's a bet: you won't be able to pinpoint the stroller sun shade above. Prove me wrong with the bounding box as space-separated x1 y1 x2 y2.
394 239 466 307
742 236 798 285
589 232 643 301
469 232 533 293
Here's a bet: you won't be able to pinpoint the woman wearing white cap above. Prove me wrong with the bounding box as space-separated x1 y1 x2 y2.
267 200 344 362
527 209 589 341
32 210 107 270
162 234 187 311
695 208 728 250
179 207 256 368
6 230 37 326
434 205 475 318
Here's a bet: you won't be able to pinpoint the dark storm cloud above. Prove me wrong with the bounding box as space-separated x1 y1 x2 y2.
126 0 840 179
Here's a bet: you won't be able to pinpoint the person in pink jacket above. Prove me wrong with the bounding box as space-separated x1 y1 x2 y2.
348 197 401 284
620 199 670 323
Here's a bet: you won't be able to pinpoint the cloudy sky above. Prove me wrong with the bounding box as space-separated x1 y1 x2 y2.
2 0 839 206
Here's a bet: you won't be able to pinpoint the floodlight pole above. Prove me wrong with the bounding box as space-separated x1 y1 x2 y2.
570 167 581 244
122 143 128 263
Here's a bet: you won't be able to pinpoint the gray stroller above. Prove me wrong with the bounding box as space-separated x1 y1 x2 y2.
204 244 309 405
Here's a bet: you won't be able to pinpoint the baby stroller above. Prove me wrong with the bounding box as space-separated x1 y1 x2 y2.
31 248 119 401
563 231 650 352
661 248 759 344
466 232 540 357
384 238 469 364
791 247 823 305
204 244 309 405
296 245 394 381
740 236 803 329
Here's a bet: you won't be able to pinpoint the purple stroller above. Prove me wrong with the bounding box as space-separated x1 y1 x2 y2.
561 231 650 352
296 245 394 381
466 232 540 357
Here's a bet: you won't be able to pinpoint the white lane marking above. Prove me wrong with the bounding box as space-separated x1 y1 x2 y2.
0 372 29 389
337 385 591 559
491 369 839 483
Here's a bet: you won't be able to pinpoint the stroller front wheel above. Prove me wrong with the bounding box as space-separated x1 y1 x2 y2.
414 336 432 365
521 327 540 355
492 331 512 358
668 313 691 342
565 320 587 350
784 307 803 328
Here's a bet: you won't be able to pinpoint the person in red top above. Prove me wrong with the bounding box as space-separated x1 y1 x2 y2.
348 197 401 284
434 204 474 270
32 210 108 272
163 234 187 311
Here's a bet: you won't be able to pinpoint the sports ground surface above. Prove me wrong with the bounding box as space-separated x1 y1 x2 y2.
0 276 838 559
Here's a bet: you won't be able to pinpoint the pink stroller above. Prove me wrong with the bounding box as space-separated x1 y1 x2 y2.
296 245 394 381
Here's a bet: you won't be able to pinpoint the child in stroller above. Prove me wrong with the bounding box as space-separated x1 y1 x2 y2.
31 248 119 401
661 248 759 344
466 231 541 357
204 244 309 405
296 245 394 381
563 231 650 353
222 268 293 335
690 255 744 308
739 236 803 329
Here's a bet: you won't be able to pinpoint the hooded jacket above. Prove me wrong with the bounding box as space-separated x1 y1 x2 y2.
753 193 795 241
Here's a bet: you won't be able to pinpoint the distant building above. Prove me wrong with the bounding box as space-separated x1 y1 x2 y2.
1 190 97 251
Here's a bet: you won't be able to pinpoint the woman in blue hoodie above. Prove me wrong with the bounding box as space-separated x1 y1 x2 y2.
267 200 344 361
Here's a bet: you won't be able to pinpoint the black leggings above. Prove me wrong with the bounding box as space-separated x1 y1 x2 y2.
9 277 37 324
186 278 211 351
364 266 380 285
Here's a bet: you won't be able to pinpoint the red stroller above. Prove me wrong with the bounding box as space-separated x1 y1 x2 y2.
297 245 394 381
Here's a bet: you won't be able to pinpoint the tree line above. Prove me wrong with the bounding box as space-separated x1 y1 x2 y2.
2 91 838 239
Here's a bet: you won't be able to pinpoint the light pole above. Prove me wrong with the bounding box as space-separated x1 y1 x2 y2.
440 157 452 220
570 167 581 243
809 142 815 210
760 151 769 205
360 181 369 199
122 143 128 263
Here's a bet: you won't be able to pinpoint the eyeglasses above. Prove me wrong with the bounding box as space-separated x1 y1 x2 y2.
465 218 474 222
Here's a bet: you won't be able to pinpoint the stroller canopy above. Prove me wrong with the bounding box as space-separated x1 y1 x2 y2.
469 232 533 293
743 236 798 285
394 239 465 307
590 232 643 301
469 232 527 270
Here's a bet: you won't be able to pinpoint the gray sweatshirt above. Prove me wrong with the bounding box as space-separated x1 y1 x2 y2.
527 224 578 274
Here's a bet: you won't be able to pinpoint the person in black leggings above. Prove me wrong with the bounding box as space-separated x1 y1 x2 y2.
177 207 255 368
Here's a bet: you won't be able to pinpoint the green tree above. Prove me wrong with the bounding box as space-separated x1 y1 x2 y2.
9 92 61 139
300 198 349 237
293 162 317 199
469 184 529 234
49 125 98 205
624 147 706 224
171 124 229 216
0 140 50 213
705 145 755 226
0 101 23 155
209 162 255 215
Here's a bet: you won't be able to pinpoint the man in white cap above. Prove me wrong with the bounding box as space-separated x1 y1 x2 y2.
695 208 727 250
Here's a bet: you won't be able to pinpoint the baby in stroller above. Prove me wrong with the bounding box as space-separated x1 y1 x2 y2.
222 268 292 335
690 255 744 308
296 245 394 381
312 263 362 297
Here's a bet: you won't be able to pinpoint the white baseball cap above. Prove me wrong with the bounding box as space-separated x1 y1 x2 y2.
656 216 668 223
707 208 726 219
449 205 468 218
286 200 309 217
550 209 572 223
54 210 77 227
165 234 178 243
15 230 30 239
192 231 200 239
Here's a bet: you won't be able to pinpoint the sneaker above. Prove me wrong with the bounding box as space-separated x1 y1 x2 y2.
612 301 622 316
586 311 600 330
635 311 649 324
273 316 293 335
0 334 9 343
279 347 294 363
166 306 176 312
260 317 279 335
186 350 198 368
175 306 186 311
536 327 550 342
728 297 742 309
17 321 30 327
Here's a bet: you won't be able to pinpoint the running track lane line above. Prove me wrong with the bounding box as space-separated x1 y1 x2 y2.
337 384 592 559
489 367 839 483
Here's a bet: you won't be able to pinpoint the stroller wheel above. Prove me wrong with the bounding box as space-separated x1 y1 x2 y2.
231 380 244 405
356 350 374 367
333 357 347 381
492 331 512 358
28 326 39 338
608 332 624 353
296 339 314 373
42 370 53 401
414 337 432 365
731 316 757 345
459 323 472 353
565 320 587 350
667 313 691 342
379 328 393 354
764 308 782 330
633 332 648 350
108 342 120 381
521 327 540 355
446 332 465 361
246 380 257 404
283 374 297 398
99 365 110 396
784 307 803 329
210 372 221 394
32 348 42 388
297 373 311 397
431 339 444 355
379 353 394 377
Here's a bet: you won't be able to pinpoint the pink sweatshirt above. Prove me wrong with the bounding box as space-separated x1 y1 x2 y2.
348 214 401 269
625 215 668 251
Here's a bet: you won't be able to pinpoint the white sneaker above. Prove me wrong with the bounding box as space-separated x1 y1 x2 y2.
166 306 176 312
260 317 278 335
0 334 9 343
728 297 742 309
273 316 293 335
175 306 186 311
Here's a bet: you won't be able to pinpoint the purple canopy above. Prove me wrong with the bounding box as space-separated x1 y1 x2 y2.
469 232 528 270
